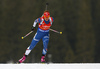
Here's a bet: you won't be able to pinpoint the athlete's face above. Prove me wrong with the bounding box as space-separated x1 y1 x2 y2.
44 17 49 21
44 11 50 21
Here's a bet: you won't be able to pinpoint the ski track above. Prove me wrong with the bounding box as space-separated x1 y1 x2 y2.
0 63 100 69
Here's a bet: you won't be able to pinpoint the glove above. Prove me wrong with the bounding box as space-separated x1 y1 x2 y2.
32 27 36 31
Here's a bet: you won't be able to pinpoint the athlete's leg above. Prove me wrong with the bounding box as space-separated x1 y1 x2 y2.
24 33 40 55
19 32 43 63
42 36 49 55
41 33 49 62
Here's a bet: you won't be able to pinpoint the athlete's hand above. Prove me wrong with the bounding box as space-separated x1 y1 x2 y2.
32 27 36 31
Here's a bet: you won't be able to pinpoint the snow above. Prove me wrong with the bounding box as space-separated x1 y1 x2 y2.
0 63 100 69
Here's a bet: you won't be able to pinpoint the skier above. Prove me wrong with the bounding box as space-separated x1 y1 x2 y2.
18 10 54 63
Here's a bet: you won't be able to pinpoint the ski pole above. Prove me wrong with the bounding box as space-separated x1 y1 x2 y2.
50 28 62 34
21 31 33 39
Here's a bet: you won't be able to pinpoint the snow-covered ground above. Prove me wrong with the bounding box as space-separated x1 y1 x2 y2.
0 63 100 69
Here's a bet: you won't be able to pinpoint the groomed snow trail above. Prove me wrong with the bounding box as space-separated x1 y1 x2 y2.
0 63 100 69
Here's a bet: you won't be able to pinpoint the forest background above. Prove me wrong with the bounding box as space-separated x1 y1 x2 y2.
0 0 100 63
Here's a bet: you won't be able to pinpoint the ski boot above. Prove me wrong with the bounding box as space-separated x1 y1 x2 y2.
41 55 46 63
18 55 27 63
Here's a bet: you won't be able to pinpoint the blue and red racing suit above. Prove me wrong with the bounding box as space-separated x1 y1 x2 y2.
28 16 54 55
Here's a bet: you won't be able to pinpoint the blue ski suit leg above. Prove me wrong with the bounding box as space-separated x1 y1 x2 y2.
42 34 49 55
28 30 49 55
28 32 40 50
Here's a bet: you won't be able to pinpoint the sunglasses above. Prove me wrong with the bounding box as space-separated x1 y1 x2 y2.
44 15 50 18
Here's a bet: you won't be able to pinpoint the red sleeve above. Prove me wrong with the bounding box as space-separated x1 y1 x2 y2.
50 17 54 22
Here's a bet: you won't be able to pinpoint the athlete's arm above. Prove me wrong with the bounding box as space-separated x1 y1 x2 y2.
51 17 54 22
33 18 41 27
